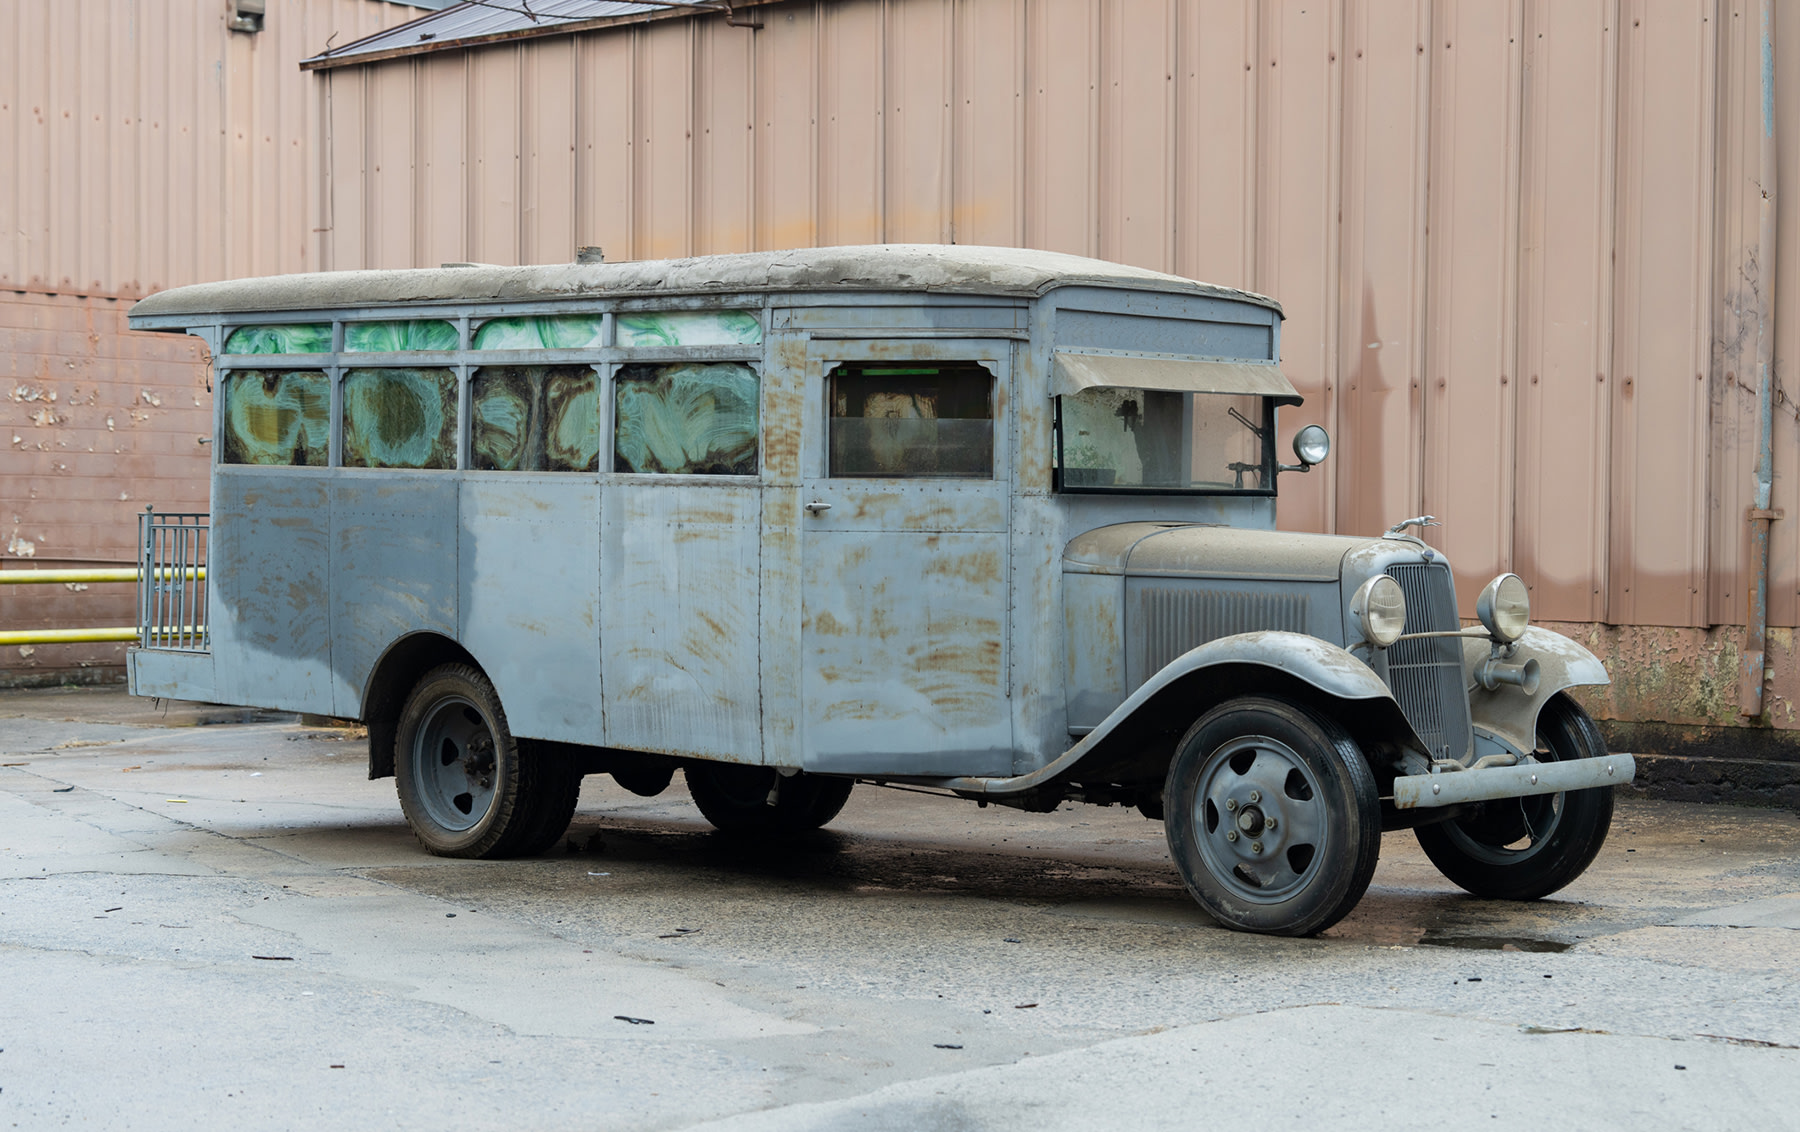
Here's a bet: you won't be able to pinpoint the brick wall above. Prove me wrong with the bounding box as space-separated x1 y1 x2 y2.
1 291 210 686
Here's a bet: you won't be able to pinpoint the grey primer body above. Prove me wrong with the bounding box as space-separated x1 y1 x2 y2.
126 246 1630 931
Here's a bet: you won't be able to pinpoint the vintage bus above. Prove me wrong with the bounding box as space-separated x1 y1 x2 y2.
126 246 1632 936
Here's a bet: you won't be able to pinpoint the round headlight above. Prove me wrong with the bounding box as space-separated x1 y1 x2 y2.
1352 575 1407 649
1476 573 1531 643
1293 424 1331 467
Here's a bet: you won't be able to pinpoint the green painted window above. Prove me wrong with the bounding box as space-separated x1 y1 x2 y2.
343 319 459 353
471 366 600 472
615 310 762 348
342 368 457 469
827 362 994 478
223 324 331 355
219 371 329 466
472 316 607 351
614 362 758 476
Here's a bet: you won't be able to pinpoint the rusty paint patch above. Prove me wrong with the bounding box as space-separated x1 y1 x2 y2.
924 549 1002 586
1542 620 1800 730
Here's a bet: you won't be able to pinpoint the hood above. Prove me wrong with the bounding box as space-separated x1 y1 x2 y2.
1063 522 1392 583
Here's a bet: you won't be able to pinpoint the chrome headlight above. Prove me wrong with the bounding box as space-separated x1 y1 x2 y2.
1292 424 1331 467
1351 575 1407 648
1476 573 1530 643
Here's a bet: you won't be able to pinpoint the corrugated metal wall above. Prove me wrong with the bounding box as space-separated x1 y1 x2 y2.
314 0 1798 643
0 0 418 683
1 0 419 294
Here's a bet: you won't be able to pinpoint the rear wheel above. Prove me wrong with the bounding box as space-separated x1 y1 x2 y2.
1164 696 1381 936
394 664 579 858
1414 693 1614 901
684 762 853 836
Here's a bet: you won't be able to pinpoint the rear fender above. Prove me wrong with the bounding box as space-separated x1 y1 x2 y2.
1462 626 1610 759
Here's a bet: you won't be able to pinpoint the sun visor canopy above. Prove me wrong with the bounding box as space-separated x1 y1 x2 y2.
1051 351 1303 406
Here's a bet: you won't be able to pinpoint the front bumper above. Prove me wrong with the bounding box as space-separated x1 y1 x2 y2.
1393 754 1636 810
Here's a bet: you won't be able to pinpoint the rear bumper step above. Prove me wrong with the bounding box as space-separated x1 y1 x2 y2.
1393 754 1636 809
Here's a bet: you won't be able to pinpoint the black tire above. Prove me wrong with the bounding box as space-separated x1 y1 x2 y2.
612 765 675 797
684 762 854 836
394 664 579 858
1164 696 1381 936
1414 692 1614 901
510 738 581 856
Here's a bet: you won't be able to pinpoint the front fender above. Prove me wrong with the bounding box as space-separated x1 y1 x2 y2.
1462 626 1610 758
941 631 1409 796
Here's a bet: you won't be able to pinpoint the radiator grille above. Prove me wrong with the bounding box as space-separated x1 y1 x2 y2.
1384 563 1471 761
1134 586 1307 678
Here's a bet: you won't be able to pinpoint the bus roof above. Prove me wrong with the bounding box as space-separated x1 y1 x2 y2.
128 245 1283 323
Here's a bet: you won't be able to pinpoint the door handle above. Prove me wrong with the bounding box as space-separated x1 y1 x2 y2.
804 501 832 516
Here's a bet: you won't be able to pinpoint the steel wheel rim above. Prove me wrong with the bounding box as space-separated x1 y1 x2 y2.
1192 735 1330 905
410 694 498 833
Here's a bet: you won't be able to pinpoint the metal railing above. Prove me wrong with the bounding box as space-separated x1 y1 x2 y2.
0 563 206 647
138 509 210 651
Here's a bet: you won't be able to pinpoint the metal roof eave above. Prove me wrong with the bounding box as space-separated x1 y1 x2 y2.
300 0 784 71
127 247 1285 325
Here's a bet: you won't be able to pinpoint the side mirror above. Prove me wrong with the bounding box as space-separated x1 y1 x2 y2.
1281 424 1331 473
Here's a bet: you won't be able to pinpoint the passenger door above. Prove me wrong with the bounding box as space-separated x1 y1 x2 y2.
798 340 1013 776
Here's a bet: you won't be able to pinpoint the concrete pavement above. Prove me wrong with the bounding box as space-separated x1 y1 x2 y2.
2 686 1798 1130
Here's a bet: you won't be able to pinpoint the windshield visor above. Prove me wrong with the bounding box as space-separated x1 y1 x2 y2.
1055 388 1273 493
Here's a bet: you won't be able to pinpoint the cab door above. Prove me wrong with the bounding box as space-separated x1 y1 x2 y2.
798 339 1013 776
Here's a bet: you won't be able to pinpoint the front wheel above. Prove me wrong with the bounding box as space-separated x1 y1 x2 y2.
1414 692 1614 901
394 664 579 858
684 763 853 836
1164 697 1381 936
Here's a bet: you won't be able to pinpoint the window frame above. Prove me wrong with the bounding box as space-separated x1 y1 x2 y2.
823 359 999 481
1050 391 1280 497
208 303 771 476
611 360 764 478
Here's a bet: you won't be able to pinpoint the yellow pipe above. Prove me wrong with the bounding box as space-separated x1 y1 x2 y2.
0 627 203 646
0 567 205 585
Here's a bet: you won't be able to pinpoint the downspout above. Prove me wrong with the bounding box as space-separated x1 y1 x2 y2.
1741 0 1782 717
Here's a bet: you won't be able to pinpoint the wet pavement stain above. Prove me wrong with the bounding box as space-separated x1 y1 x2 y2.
1417 932 1573 953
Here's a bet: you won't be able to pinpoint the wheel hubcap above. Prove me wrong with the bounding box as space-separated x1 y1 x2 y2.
411 696 498 833
1193 736 1328 903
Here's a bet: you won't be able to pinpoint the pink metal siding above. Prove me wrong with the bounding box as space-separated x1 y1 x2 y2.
303 0 1780 651
9 0 1798 733
311 0 1797 642
1 0 416 295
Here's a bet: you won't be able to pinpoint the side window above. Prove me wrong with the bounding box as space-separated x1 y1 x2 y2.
473 316 606 350
343 319 459 352
616 310 762 347
827 361 994 478
222 325 331 355
471 366 600 472
219 370 329 466
342 368 457 469
613 362 759 475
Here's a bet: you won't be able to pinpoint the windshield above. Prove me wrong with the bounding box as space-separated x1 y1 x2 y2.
1055 388 1272 493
